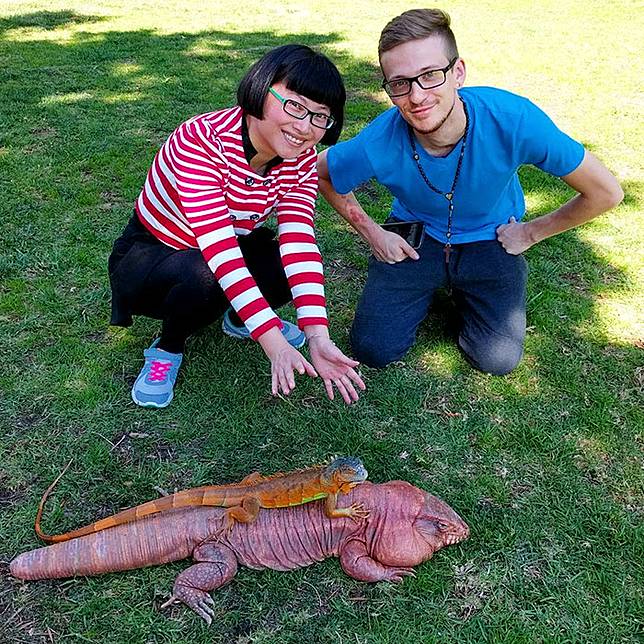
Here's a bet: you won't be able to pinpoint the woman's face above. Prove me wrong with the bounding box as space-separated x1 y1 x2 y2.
251 81 331 159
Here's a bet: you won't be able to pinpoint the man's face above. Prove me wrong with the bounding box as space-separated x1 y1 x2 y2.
380 35 465 135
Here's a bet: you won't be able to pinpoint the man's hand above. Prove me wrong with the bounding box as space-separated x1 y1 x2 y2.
496 216 535 255
369 227 420 263
308 336 366 404
497 152 623 254
317 149 419 264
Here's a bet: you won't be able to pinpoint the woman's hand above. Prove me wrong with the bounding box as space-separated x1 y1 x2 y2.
308 335 366 404
259 328 318 397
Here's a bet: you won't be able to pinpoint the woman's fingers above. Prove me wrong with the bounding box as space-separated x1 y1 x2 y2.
345 367 366 391
324 375 356 405
342 377 360 402
271 350 320 397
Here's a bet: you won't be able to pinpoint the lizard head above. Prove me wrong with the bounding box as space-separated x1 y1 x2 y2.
368 482 469 567
322 456 368 492
412 489 470 554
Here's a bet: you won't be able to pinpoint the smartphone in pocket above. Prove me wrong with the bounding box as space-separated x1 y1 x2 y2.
380 220 424 249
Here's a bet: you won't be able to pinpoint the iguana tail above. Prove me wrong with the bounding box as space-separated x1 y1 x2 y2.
34 465 241 544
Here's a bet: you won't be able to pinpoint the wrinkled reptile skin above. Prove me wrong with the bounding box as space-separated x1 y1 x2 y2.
11 481 469 624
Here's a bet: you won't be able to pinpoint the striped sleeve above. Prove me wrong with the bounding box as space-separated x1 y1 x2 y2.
276 151 328 329
171 120 282 339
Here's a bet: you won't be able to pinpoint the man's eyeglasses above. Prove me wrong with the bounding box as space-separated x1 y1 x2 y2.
382 58 458 98
268 88 335 130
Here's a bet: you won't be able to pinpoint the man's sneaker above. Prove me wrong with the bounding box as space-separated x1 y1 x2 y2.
222 308 306 349
131 340 183 409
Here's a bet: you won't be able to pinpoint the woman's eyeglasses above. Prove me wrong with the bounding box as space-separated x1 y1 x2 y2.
269 88 335 130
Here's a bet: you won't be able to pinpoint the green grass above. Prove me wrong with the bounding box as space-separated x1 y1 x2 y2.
1 1 642 642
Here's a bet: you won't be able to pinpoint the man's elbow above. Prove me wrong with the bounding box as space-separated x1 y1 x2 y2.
600 180 624 211
589 176 624 213
609 183 625 209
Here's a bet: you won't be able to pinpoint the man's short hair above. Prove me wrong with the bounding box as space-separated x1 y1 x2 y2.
237 44 345 146
378 8 459 61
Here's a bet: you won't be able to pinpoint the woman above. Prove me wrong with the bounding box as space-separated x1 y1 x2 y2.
109 45 365 408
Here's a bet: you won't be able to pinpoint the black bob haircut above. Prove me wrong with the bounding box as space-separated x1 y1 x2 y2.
237 44 345 146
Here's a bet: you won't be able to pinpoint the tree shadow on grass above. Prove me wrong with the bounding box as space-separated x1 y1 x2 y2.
0 10 105 33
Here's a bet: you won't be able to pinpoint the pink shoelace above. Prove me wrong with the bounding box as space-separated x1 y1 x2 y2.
148 360 172 382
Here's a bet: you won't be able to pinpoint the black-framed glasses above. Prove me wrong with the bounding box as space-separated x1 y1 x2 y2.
382 58 458 98
268 87 335 130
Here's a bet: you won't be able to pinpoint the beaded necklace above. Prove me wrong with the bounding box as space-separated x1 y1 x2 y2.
407 98 469 263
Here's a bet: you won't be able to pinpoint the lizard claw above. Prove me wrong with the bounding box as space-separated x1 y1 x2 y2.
164 586 216 625
194 596 216 625
160 594 178 610
385 567 416 583
212 519 235 542
347 503 370 521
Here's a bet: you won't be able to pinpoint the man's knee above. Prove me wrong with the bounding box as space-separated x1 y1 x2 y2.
349 326 411 368
459 334 524 376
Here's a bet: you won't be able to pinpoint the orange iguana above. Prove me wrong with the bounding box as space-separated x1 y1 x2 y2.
35 457 369 544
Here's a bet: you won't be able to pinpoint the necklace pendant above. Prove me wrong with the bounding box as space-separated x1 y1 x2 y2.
444 243 452 264
445 192 453 201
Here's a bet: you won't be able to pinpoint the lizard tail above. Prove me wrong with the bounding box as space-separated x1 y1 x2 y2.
34 460 74 543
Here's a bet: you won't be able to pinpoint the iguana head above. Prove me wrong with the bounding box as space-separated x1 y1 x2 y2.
365 481 469 567
322 456 368 492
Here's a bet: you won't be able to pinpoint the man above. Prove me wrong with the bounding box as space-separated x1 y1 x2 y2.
318 8 623 375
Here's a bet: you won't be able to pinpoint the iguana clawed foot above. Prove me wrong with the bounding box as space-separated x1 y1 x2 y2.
347 503 370 521
327 502 370 521
383 567 416 583
161 588 216 625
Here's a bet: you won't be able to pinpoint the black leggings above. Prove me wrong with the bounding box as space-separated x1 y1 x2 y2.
108 214 292 353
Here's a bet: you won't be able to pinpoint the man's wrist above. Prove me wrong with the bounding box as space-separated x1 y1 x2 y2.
356 217 383 243
523 218 546 245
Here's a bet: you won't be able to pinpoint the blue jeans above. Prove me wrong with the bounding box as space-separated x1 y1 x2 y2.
350 235 528 375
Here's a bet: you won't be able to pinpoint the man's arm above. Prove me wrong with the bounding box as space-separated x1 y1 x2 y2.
497 151 623 254
317 149 419 263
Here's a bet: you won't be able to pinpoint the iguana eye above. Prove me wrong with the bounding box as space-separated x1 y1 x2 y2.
437 521 450 531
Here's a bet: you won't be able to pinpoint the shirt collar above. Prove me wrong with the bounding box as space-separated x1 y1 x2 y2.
241 113 283 175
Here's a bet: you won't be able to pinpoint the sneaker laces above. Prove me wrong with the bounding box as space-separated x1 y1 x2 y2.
148 359 173 382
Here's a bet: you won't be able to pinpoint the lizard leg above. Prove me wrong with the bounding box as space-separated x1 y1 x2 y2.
324 493 370 521
339 539 416 583
161 542 238 625
216 496 262 538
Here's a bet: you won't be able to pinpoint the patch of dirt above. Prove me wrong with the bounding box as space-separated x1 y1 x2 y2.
449 561 491 621
13 412 44 431
0 487 27 509
325 258 363 282
99 190 126 211
0 565 53 644
560 271 590 294
30 127 56 139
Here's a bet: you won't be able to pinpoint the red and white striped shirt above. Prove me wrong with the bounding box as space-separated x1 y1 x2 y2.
135 106 327 340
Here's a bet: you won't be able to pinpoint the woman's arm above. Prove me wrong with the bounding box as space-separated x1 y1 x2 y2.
277 153 366 403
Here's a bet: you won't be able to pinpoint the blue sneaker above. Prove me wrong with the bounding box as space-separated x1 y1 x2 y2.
222 308 306 349
131 340 183 409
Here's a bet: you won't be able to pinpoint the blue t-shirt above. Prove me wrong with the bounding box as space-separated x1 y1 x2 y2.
327 87 585 244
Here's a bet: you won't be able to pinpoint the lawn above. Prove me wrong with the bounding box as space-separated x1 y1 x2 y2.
0 1 642 642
